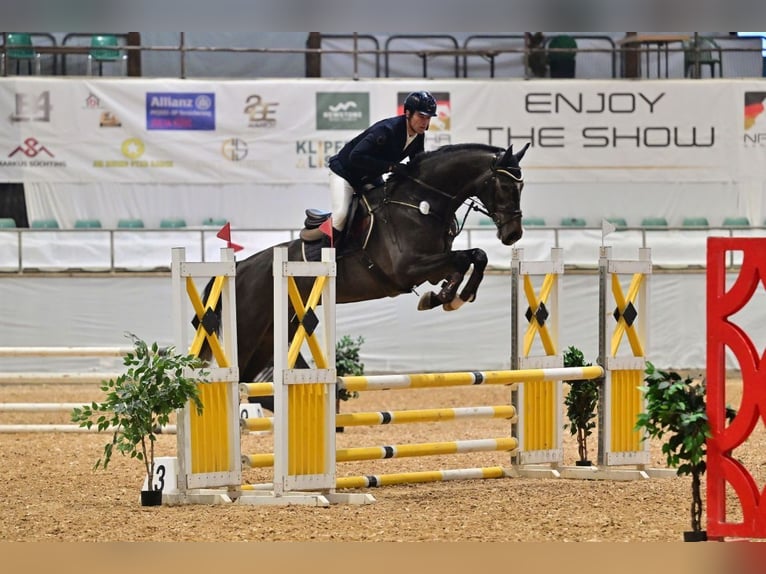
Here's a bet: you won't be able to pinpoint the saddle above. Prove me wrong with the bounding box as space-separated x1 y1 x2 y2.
300 194 372 262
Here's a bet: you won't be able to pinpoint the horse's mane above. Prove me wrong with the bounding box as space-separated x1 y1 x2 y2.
407 143 503 171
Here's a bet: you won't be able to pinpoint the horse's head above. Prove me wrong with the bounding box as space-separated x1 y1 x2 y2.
482 142 529 245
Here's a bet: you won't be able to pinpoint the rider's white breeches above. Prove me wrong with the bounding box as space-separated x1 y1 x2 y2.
329 171 354 231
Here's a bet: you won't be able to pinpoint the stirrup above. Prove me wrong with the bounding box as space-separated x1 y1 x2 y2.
304 208 331 228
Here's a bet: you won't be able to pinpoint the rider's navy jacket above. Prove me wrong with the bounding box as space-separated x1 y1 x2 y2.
329 115 425 188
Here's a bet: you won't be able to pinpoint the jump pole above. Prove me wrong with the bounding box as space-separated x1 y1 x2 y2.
0 347 129 385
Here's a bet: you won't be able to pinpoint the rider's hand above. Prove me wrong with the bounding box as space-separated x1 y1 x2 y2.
390 163 407 176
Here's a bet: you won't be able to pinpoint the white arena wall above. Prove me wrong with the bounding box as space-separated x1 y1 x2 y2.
0 268 759 374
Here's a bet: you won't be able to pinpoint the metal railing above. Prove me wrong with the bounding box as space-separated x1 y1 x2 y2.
1 32 763 79
0 224 759 274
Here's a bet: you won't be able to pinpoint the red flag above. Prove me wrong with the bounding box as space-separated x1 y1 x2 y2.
216 222 231 242
318 217 334 248
216 222 244 252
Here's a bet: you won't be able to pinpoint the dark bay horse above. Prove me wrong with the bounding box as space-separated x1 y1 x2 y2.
200 142 529 410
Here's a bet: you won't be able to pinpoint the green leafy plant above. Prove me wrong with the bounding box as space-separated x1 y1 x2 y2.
71 333 209 494
563 345 599 464
635 362 736 535
336 334 364 401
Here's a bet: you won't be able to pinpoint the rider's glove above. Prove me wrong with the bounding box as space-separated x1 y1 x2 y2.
390 163 407 176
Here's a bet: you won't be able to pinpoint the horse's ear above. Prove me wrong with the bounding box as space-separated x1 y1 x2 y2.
499 141 530 165
514 142 531 163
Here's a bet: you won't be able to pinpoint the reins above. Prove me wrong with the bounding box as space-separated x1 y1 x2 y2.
386 157 523 236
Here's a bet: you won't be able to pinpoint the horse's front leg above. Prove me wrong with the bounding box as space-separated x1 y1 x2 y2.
443 248 488 311
417 270 465 310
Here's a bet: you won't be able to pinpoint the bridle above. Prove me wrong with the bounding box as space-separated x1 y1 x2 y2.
382 153 524 234
485 163 524 228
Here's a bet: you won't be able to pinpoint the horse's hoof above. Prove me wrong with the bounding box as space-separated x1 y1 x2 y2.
443 298 465 311
418 292 436 310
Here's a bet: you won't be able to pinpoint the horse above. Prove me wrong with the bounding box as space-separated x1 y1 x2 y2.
199 141 529 411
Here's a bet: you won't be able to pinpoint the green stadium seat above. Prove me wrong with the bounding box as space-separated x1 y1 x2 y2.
683 36 722 78
160 218 187 228
30 218 59 229
74 218 102 228
0 217 17 228
605 217 628 228
722 216 750 227
87 34 127 76
4 33 41 75
522 217 546 226
202 217 228 226
560 217 586 227
117 218 145 228
640 217 668 228
682 217 709 227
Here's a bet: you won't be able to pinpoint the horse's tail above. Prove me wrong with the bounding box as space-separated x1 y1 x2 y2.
192 276 221 363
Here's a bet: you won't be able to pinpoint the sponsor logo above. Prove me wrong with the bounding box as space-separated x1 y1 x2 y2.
83 93 122 127
0 137 66 168
84 93 102 109
100 111 122 127
744 92 766 147
295 139 346 169
316 92 369 130
10 137 53 158
92 138 173 168
244 95 278 128
222 138 248 161
9 91 51 122
121 138 145 159
397 91 451 149
146 92 215 130
220 137 271 170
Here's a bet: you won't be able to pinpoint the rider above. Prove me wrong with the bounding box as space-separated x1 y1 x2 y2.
326 90 438 239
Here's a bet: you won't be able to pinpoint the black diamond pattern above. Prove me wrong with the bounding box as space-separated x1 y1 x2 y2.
622 302 638 327
613 302 638 327
301 308 319 336
200 308 220 336
526 303 549 327
534 302 549 327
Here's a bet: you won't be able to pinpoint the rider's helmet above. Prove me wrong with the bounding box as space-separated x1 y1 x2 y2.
403 91 437 117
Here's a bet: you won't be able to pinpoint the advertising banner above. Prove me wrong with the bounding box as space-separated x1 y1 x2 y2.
0 77 763 184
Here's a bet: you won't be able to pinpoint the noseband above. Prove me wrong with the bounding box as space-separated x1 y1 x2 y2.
485 163 523 227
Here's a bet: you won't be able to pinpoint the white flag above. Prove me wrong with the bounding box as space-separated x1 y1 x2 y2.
601 218 617 243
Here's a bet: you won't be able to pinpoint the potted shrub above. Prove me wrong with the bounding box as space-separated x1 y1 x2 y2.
335 334 364 432
563 345 599 466
71 333 209 506
635 362 736 541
